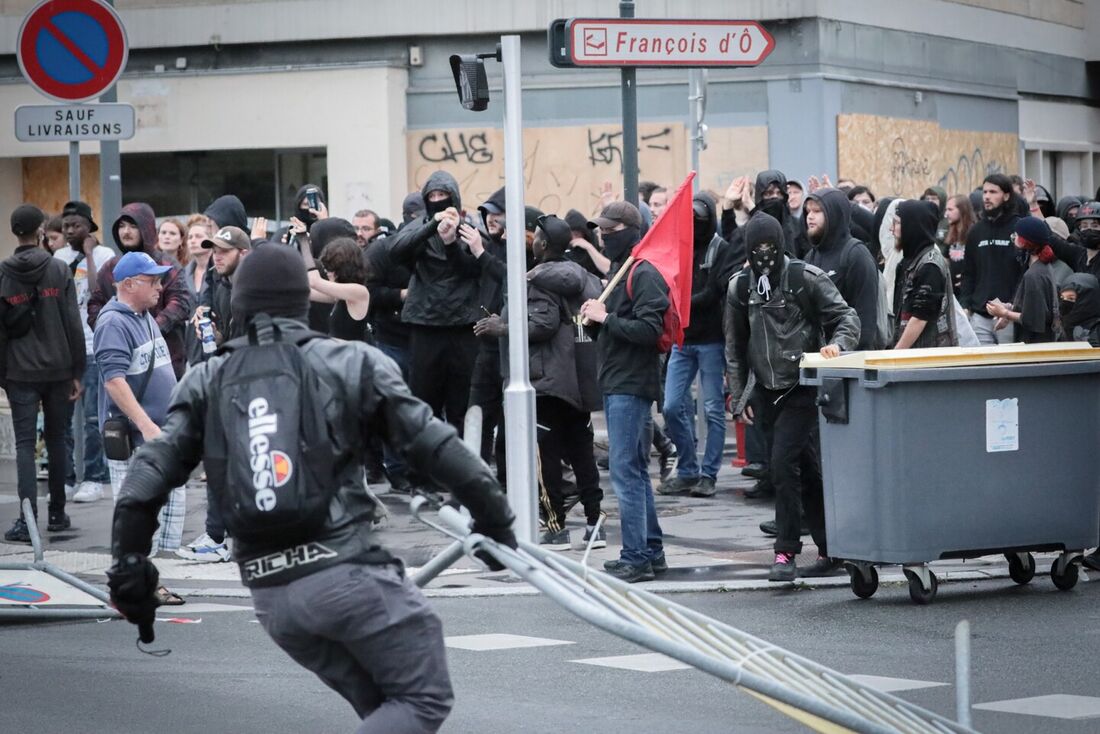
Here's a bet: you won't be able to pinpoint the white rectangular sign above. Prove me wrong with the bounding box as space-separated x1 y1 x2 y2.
14 103 135 142
568 19 774 67
985 398 1019 453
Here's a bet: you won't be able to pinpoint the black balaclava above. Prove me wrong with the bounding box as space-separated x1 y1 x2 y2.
308 218 356 260
745 212 786 301
692 198 715 250
231 243 311 325
1074 203 1100 250
1061 273 1100 331
601 226 639 263
897 199 940 260
294 184 326 228
754 169 789 223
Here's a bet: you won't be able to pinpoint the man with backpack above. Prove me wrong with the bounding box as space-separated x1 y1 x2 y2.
1 205 85 543
725 213 860 582
107 243 516 734
580 201 671 583
803 187 883 351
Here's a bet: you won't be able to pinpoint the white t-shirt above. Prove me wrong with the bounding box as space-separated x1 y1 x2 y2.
54 244 117 355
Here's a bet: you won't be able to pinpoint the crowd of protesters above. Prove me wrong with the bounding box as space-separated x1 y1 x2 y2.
3 165 1099 586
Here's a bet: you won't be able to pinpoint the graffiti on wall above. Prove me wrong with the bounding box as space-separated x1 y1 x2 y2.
838 114 1018 198
407 123 769 214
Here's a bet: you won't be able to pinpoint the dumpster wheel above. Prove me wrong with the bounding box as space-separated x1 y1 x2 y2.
1050 555 1081 591
1006 552 1035 585
845 563 878 599
904 567 938 605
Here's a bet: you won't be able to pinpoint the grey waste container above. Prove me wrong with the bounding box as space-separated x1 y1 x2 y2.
801 359 1100 604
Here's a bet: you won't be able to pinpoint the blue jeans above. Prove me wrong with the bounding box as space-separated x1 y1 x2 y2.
605 394 663 567
662 342 727 480
64 360 110 484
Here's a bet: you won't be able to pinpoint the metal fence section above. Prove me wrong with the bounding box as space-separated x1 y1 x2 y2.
414 499 978 734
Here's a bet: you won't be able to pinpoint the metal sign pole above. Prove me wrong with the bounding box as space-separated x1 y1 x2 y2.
68 141 80 201
99 0 122 234
500 35 537 544
620 0 638 207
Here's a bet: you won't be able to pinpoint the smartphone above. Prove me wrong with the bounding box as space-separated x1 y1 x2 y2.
304 189 320 211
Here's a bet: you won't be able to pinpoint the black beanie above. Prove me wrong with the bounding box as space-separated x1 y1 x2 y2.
230 243 311 324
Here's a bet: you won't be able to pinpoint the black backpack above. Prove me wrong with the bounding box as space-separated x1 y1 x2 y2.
203 315 340 546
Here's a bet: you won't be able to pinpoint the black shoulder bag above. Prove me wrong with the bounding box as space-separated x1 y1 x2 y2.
102 319 159 461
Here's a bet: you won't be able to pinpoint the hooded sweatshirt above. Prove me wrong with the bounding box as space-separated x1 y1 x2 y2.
203 195 248 231
86 203 193 377
92 297 178 439
684 193 738 344
960 201 1022 316
1061 273 1100 346
894 200 952 348
388 171 481 327
720 169 803 258
802 188 881 350
1055 197 1083 233
0 245 85 383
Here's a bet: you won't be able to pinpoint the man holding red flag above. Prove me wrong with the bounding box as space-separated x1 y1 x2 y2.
579 173 694 583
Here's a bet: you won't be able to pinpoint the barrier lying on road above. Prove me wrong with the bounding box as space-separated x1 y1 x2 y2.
412 497 978 734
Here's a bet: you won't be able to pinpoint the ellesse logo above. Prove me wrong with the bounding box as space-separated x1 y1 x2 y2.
248 397 294 511
271 450 293 487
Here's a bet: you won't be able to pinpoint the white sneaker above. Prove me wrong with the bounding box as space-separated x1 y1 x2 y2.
72 481 104 503
175 533 231 563
64 484 76 501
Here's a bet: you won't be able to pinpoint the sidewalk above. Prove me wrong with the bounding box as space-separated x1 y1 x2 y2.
0 446 1026 601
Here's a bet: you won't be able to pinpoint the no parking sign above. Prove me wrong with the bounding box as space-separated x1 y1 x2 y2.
17 0 129 103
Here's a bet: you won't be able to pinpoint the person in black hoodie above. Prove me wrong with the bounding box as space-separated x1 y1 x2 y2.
1049 201 1100 280
892 200 956 349
580 201 670 583
657 193 740 499
388 171 481 432
960 173 1023 345
720 169 802 258
802 187 881 351
1 205 85 542
1059 273 1100 346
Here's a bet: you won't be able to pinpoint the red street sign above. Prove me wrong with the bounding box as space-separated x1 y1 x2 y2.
566 19 774 67
17 0 129 103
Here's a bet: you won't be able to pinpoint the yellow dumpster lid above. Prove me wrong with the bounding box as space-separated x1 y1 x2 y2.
801 342 1100 370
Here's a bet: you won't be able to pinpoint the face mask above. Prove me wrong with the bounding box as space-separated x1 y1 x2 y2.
298 209 318 227
601 226 639 262
1060 299 1076 318
760 198 786 221
693 216 711 246
1078 229 1100 251
750 243 782 300
424 195 454 218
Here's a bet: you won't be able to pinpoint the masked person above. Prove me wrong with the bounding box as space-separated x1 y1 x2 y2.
107 243 516 734
657 193 740 498
579 202 670 583
725 213 860 582
892 200 957 349
1049 201 1100 280
984 217 1060 344
1059 273 1100 346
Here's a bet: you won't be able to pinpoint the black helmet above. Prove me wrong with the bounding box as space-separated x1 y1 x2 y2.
1076 201 1100 223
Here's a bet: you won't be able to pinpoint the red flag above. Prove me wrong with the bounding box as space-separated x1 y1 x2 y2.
631 171 696 345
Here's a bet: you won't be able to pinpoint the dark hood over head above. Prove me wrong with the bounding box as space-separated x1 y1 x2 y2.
308 217 356 259
922 186 947 215
1056 196 1083 228
849 202 875 245
1062 273 1100 330
897 199 940 260
565 208 598 248
754 169 789 206
692 192 717 249
112 202 158 255
203 195 248 231
745 211 787 283
805 187 852 252
294 184 326 209
0 244 52 283
421 171 462 212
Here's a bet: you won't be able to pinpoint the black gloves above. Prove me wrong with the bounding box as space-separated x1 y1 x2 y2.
107 553 160 642
473 520 518 572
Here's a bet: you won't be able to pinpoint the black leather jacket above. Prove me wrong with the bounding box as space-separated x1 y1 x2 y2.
724 259 860 406
111 318 514 588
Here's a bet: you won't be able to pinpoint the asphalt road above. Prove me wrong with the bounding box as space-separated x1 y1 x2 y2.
2 578 1098 733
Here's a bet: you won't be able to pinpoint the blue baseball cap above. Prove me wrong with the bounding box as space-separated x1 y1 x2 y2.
113 251 171 281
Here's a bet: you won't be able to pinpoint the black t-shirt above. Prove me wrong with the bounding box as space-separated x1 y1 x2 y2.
329 300 370 343
1012 261 1056 343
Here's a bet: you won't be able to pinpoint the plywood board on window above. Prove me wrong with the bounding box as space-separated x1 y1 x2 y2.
22 155 102 224
837 113 1019 199
406 123 768 216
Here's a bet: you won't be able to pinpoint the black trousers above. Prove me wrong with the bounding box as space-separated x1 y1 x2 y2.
467 345 506 479
757 385 826 556
8 379 71 516
407 325 478 433
536 395 603 529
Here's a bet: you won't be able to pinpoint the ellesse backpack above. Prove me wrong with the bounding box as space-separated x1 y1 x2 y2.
204 315 339 546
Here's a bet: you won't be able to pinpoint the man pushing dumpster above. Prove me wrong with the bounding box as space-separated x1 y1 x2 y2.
105 243 517 734
724 212 860 582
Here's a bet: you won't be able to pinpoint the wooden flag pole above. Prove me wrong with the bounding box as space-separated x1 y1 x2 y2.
582 255 635 325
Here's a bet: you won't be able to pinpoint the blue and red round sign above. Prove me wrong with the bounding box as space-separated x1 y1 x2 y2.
17 0 129 104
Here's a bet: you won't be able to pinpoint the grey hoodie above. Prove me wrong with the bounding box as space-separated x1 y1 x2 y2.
92 297 178 438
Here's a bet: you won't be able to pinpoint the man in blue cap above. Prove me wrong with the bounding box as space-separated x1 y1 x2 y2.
93 252 188 590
